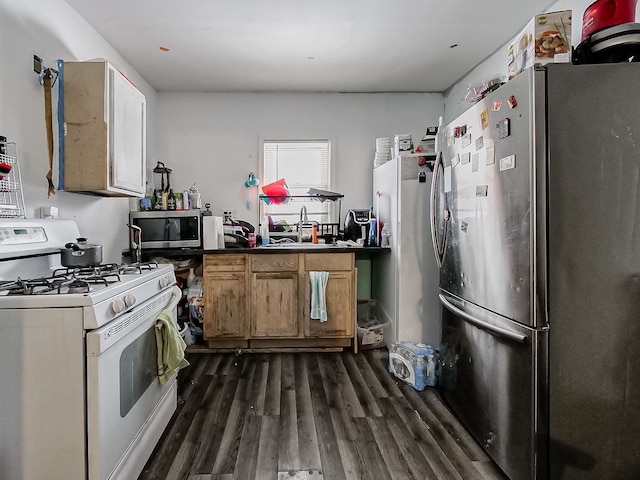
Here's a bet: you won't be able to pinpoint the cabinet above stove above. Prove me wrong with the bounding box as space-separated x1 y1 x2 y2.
63 60 146 197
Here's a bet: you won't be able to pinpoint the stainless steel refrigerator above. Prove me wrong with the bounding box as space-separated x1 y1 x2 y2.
372 153 441 347
432 63 640 480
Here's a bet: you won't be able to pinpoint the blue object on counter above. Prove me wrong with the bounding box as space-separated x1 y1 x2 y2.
388 341 438 390
368 219 377 246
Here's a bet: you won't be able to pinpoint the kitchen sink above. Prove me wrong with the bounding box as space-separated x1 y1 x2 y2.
260 243 340 249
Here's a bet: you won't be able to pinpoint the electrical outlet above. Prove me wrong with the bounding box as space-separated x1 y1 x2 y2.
40 206 58 218
33 55 42 74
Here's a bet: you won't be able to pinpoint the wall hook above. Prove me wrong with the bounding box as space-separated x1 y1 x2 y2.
38 67 59 87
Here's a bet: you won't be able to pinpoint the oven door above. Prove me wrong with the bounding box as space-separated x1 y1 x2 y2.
86 285 182 480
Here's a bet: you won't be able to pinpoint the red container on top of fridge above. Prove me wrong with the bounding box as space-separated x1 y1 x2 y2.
581 0 638 41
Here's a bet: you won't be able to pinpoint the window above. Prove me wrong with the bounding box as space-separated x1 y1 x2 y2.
262 139 337 228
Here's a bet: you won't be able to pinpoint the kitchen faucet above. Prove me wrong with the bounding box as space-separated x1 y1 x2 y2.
298 205 308 242
127 223 142 263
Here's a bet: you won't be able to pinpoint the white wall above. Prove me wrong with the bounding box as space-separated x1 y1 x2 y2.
444 0 640 120
0 0 157 262
158 92 444 228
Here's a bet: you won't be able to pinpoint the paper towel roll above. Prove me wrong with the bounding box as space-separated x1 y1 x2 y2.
203 216 224 249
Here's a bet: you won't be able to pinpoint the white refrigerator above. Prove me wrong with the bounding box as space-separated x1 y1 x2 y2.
372 153 441 347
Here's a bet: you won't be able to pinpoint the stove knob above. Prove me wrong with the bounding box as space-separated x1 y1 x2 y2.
123 293 137 308
111 298 126 314
159 276 170 289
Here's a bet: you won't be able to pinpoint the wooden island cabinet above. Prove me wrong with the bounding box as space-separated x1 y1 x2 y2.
203 251 356 351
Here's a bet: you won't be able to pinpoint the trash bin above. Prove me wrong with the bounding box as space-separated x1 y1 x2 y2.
356 299 389 350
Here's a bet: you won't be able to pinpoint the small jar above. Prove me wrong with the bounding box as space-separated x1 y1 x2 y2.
189 184 202 210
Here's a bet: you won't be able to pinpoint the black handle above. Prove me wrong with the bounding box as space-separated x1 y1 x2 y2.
65 242 81 251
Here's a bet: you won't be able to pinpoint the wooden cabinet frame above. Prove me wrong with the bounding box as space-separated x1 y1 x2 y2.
203 252 356 351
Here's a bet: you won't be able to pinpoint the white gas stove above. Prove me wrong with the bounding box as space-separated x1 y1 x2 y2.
0 219 180 480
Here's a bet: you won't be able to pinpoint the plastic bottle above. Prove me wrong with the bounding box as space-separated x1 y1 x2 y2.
380 224 390 247
368 219 377 246
186 268 196 288
260 216 270 246
182 189 190 209
189 184 202 210
140 181 153 210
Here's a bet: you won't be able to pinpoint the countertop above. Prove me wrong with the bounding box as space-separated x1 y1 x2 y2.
128 243 391 259
135 245 390 258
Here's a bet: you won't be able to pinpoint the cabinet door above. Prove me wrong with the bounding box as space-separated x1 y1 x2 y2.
63 61 146 197
109 65 146 196
203 271 248 338
251 272 299 337
304 270 355 337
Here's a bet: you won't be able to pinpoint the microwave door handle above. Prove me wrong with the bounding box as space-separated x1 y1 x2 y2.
439 294 527 344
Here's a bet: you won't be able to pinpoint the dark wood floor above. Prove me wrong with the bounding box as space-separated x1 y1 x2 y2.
139 349 509 480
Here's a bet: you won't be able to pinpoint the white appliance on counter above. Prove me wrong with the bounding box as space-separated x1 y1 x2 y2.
0 219 180 480
372 153 441 347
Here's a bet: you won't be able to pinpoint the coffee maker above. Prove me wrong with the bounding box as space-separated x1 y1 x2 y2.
343 209 371 243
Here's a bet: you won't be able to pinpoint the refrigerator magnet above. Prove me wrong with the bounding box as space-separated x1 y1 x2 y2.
499 154 516 171
492 99 503 111
475 136 484 150
497 118 510 139
451 154 460 168
461 152 471 165
462 134 472 148
486 146 495 165
447 136 455 147
480 109 490 130
472 153 480 172
444 166 452 193
508 95 517 108
476 185 488 197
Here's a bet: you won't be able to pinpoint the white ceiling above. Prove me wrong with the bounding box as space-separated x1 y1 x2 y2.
64 0 556 93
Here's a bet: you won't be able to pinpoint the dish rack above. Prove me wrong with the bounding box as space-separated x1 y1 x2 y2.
259 190 344 238
0 141 26 218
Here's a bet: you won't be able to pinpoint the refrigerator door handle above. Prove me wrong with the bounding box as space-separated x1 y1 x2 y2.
439 294 527 344
430 151 446 268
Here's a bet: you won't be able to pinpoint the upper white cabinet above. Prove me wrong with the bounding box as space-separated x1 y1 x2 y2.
63 61 146 197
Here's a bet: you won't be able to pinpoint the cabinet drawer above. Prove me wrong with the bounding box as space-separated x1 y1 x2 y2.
304 253 353 271
251 254 298 272
204 254 247 272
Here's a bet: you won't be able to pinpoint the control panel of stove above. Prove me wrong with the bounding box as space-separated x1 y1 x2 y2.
0 226 47 245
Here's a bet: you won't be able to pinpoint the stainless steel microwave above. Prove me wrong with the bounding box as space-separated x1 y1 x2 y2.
129 210 201 249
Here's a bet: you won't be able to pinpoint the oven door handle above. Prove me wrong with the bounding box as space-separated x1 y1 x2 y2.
166 285 182 312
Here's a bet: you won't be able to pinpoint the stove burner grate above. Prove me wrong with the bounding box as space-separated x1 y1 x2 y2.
119 262 159 275
0 275 76 295
53 263 121 278
67 279 92 294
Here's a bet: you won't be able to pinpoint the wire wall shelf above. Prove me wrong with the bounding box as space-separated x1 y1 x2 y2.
0 142 26 218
